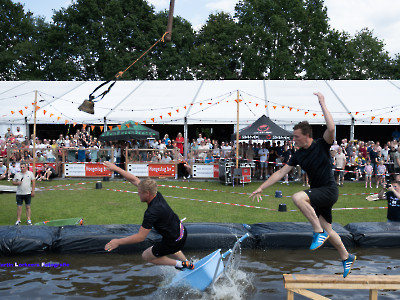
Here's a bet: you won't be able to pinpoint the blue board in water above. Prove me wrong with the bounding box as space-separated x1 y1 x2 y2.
169 249 224 291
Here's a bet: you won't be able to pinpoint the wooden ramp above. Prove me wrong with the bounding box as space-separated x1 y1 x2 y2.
283 274 400 300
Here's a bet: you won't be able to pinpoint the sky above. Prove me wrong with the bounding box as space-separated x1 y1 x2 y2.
11 0 400 57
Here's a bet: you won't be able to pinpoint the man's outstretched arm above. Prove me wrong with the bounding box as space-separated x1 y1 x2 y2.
314 92 335 144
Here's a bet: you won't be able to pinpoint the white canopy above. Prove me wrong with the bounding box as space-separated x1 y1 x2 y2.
1 80 400 129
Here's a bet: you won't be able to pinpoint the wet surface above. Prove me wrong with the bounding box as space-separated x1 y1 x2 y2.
1 248 400 299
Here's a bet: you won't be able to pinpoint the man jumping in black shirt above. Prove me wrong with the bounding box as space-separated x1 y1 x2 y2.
104 161 194 271
250 92 356 278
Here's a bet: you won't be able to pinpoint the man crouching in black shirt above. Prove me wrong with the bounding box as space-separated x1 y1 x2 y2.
103 161 194 271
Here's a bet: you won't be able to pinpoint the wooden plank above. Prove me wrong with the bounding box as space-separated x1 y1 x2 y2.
284 274 400 285
287 289 294 300
369 290 378 300
289 288 331 300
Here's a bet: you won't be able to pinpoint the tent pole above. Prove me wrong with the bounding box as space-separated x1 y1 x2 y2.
104 117 107 132
32 91 37 177
236 90 240 169
350 117 355 141
25 116 29 140
184 117 188 159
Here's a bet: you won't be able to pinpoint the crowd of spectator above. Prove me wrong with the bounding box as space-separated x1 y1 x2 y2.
1 126 400 186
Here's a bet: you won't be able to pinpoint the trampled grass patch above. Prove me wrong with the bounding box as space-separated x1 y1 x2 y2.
0 179 387 226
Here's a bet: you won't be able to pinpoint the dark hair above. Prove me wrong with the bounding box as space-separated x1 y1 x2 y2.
293 121 313 138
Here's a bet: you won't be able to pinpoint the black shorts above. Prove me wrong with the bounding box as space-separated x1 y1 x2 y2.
304 184 338 224
152 227 187 257
16 194 32 206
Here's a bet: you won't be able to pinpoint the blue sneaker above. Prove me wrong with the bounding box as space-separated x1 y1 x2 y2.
309 230 329 250
343 254 356 278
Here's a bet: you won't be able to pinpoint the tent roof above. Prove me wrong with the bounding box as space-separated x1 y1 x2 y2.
233 115 293 141
1 80 400 127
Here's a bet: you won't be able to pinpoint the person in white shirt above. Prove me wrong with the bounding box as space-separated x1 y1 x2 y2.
334 147 347 186
258 144 269 179
161 152 172 163
12 162 35 225
0 160 7 180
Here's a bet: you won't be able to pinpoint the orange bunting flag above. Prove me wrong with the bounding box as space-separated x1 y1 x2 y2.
151 118 155 122
57 117 61 121
264 105 267 108
313 113 317 117
388 118 392 123
168 112 172 117
281 106 285 109
50 113 54 117
297 109 300 112
191 103 194 106
371 117 375 121
398 118 400 122
126 124 130 128
176 109 179 113
143 120 147 124
117 125 121 130
305 112 309 115
355 112 359 115
19 110 23 115
184 106 187 109
160 115 163 119
82 124 87 129
380 118 384 123
36 106 40 111
200 103 203 105
108 126 112 130
91 125 95 131
256 103 259 107
25 106 28 109
273 106 277 109
135 122 138 125
65 120 69 125
43 110 47 115
289 107 293 111
100 126 104 131
11 111 15 114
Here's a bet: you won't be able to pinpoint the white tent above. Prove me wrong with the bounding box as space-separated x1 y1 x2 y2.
1 80 400 132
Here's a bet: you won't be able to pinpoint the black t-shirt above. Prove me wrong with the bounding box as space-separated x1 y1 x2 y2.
282 150 292 164
386 191 400 221
142 192 180 241
288 138 336 188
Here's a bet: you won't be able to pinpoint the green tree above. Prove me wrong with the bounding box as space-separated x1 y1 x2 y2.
190 12 241 79
0 0 43 80
346 28 392 79
235 0 333 79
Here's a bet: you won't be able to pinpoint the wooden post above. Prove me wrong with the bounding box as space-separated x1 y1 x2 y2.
236 90 240 169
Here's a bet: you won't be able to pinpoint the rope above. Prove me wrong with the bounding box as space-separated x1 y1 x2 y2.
88 32 169 102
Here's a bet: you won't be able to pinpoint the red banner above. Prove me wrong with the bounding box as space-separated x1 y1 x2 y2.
85 163 112 177
148 164 176 177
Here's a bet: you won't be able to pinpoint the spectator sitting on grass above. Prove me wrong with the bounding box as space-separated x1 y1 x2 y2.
39 163 57 181
0 160 7 180
8 161 20 181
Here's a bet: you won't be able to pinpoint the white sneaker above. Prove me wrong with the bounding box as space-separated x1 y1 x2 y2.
27 220 32 226
15 220 21 226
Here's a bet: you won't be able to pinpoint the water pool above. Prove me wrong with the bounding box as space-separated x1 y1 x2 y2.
1 248 400 299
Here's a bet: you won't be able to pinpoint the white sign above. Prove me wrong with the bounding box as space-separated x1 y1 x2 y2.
64 163 85 177
128 164 149 177
192 164 214 178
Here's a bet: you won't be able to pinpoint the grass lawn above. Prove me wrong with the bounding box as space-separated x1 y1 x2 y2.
0 178 388 226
